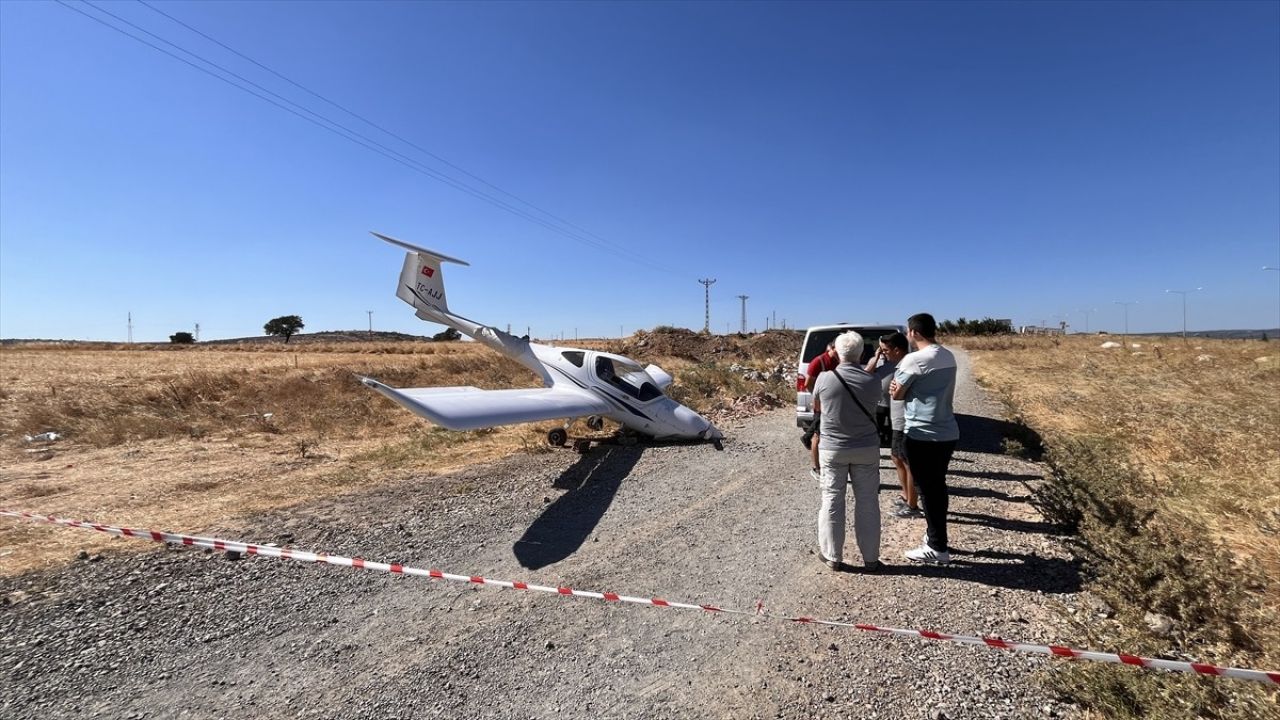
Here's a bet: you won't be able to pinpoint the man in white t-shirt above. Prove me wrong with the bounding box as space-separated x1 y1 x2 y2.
889 313 959 565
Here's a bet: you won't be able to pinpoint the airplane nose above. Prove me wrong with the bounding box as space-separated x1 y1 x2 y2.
672 405 721 440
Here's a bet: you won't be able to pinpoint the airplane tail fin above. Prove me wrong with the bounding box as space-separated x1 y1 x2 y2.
372 232 469 317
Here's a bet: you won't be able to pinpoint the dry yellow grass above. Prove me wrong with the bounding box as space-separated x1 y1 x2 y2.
0 342 570 575
963 335 1280 574
963 334 1280 717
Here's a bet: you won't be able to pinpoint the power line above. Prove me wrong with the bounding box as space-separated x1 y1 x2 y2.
56 0 681 277
136 0 639 266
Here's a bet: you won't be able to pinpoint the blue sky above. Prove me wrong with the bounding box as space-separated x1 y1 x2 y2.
1 0 1277 341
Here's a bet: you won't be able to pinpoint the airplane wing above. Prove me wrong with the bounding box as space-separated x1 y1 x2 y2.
360 378 612 431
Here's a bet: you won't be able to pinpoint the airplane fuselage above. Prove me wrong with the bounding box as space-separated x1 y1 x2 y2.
527 344 719 440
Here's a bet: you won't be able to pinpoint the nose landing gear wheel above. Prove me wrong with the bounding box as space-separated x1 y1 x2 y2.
547 428 568 447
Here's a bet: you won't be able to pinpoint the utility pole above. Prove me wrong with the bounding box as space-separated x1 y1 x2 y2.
698 278 716 333
1266 267 1280 334
737 295 749 334
127 312 133 344
194 323 200 342
1165 287 1203 340
1078 308 1096 334
772 310 777 330
1114 301 1138 343
366 310 373 337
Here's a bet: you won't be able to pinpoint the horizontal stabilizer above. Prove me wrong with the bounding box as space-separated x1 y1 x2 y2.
371 232 469 266
361 377 610 431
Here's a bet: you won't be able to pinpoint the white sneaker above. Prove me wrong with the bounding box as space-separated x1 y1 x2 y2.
809 468 822 482
904 544 951 565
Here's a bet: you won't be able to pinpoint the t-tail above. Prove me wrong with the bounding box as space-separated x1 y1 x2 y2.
372 231 468 324
372 232 551 385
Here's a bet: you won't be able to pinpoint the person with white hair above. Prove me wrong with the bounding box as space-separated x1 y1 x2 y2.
810 330 884 571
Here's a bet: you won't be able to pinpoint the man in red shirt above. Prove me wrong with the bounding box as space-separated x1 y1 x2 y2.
801 341 840 478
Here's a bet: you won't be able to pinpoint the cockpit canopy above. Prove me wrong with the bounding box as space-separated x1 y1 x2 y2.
593 354 664 402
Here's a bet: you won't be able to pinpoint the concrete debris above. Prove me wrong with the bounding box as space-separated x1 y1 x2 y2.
24 432 61 443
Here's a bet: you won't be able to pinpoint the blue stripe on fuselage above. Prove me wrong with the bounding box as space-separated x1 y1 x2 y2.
547 365 652 421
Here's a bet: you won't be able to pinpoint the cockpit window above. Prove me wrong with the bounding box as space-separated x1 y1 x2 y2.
595 356 664 402
561 351 585 367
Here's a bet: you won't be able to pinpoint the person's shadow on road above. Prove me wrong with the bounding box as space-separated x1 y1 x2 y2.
880 548 1081 593
955 413 1044 458
513 445 644 570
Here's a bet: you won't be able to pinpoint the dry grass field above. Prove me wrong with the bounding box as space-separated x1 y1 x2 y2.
0 334 793 576
961 334 1279 718
965 335 1279 567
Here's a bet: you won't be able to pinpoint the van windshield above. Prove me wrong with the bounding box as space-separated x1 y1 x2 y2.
802 328 897 365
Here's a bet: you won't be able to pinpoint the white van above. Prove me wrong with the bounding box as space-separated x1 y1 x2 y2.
795 323 904 427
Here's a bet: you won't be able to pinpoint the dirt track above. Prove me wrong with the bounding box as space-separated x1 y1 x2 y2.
1 350 1086 719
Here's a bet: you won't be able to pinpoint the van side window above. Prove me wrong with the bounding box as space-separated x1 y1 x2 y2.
561 351 585 367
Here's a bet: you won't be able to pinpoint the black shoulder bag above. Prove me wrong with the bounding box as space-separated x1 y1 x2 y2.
832 370 877 429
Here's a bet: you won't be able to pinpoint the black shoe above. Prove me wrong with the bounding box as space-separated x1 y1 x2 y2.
861 560 883 573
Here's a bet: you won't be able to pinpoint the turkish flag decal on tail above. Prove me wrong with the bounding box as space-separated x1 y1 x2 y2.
421 266 435 278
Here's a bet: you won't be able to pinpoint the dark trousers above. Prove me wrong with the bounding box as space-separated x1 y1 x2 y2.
904 437 957 552
875 406 891 447
801 412 821 445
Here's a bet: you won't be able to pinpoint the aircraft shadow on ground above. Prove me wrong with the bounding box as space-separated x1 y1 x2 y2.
955 413 1043 456
513 445 645 570
881 548 1081 594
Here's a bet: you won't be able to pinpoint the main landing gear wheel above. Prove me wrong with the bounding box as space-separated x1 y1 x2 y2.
586 415 604 431
546 428 568 447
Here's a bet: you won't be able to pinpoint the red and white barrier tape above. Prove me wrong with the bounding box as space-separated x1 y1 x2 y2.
3 508 1276 686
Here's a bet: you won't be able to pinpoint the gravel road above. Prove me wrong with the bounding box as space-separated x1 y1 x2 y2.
1 350 1085 719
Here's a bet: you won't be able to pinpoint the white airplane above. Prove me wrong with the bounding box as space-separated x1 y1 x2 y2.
360 232 723 446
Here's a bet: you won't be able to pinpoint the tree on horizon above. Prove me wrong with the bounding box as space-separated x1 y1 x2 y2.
264 315 305 344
